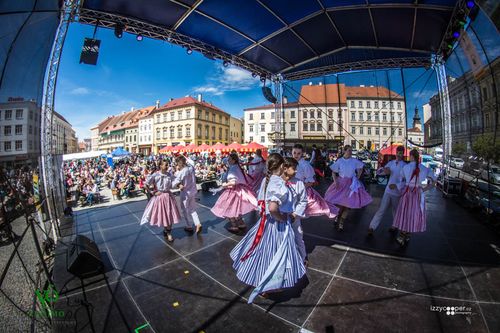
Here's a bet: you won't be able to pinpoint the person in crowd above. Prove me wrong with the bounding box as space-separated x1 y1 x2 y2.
247 149 266 194
211 153 258 232
324 145 373 231
172 155 202 234
140 160 181 242
368 145 406 236
392 149 435 246
230 153 306 303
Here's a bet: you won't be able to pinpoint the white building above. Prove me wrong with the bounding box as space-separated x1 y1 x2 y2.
138 114 154 155
52 111 77 155
90 125 99 151
0 99 41 167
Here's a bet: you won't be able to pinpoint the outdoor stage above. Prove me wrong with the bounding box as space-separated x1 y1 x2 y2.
51 183 500 333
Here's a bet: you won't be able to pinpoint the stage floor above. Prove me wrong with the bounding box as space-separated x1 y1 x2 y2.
51 183 500 333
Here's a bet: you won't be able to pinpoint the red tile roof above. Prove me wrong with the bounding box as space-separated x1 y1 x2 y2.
345 86 403 99
299 84 347 105
156 96 227 114
244 102 299 111
98 106 156 134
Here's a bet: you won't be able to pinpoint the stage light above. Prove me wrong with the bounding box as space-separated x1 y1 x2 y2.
260 76 266 83
447 43 454 49
251 72 257 78
187 48 193 55
453 31 460 38
136 34 143 41
466 1 475 9
223 60 229 67
114 23 124 38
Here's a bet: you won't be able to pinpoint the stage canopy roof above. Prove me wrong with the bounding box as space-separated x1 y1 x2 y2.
78 0 465 80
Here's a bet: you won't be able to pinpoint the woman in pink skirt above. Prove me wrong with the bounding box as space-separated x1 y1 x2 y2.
140 160 181 242
211 153 258 232
392 149 435 246
324 145 372 231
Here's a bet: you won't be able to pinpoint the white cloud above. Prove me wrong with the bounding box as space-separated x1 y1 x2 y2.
193 64 259 96
70 87 90 95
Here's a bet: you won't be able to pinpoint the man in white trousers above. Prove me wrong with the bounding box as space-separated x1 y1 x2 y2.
368 145 406 236
173 155 202 234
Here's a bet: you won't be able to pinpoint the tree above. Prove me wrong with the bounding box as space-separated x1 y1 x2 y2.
472 134 500 163
452 142 466 156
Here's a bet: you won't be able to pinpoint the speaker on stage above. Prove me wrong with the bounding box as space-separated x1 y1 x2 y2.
262 86 277 104
66 235 103 278
79 38 101 65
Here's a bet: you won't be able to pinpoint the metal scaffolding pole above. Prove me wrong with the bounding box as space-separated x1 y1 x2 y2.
433 55 453 167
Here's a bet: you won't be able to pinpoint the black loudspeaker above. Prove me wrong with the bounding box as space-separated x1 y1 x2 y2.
79 38 101 65
201 180 218 192
67 235 103 278
262 86 277 104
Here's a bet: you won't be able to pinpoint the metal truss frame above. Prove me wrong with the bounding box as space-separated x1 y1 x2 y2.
433 55 453 165
76 8 274 80
41 0 80 241
437 0 475 59
282 56 431 81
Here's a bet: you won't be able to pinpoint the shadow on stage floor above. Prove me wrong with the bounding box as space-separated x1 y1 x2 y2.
51 181 500 333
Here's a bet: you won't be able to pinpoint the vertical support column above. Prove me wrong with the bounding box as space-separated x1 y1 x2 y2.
433 55 453 166
40 0 80 242
273 78 282 149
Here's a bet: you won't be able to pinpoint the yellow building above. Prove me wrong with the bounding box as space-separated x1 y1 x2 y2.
229 116 244 143
152 95 231 153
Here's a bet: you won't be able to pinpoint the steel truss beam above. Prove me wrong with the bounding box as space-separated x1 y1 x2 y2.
283 57 431 81
76 8 274 79
41 0 80 242
437 0 474 59
433 55 452 164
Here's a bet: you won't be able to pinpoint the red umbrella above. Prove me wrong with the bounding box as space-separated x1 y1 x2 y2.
195 143 210 152
226 142 242 152
184 143 197 153
243 141 266 152
170 145 185 153
210 142 226 152
159 145 172 153
379 144 410 157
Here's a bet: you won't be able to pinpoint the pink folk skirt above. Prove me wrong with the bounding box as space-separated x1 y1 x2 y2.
324 176 373 209
140 192 181 227
211 184 258 218
305 187 339 218
393 186 426 233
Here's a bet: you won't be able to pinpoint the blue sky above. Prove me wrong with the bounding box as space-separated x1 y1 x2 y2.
56 22 441 140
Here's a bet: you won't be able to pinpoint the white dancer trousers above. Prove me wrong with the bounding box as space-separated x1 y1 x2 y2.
369 192 401 230
292 218 307 261
180 193 201 227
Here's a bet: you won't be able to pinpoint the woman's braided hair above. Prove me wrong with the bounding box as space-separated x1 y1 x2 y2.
409 149 420 184
264 153 284 198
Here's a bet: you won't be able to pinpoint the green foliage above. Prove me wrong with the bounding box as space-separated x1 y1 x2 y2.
452 142 467 156
473 134 500 163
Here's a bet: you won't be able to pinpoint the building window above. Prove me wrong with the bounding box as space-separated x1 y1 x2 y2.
350 101 355 108
398 113 402 122
375 127 379 135
351 126 356 134
205 126 209 139
328 109 333 118
485 113 490 127
271 112 275 119
170 127 175 138
126 136 129 142
249 124 254 132
5 109 12 120
383 128 387 135
249 113 253 120
290 122 296 132
260 123 265 132
398 128 402 136
291 110 295 118
177 126 183 138
367 112 372 121
375 112 379 121
219 115 222 123
374 101 379 109
205 111 209 121
4 126 11 136
218 127 222 140
390 113 395 122
212 126 215 139
366 101 371 109
15 125 22 135
249 136 253 142
198 110 202 119
260 136 265 143
260 113 265 120
170 113 175 121
271 124 276 132
310 123 315 131
351 112 355 121
303 123 308 131
303 110 308 119
16 109 23 119
225 129 228 140
382 113 387 122
358 101 363 108
197 124 202 138
310 110 314 119
156 114 161 123
368 127 372 135
15 140 22 151
390 102 394 109
29 141 33 150
134 135 136 142
161 114 166 123
359 112 364 121
317 110 321 118
162 127 167 139
29 110 33 119
317 121 323 131
186 110 191 118
186 126 191 137
29 125 32 134
4 141 11 151
360 126 364 135
397 102 402 110
328 123 333 131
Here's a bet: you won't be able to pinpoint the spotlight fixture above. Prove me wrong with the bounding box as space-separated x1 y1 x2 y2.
466 1 475 9
453 31 460 38
114 23 124 38
136 34 143 41
186 48 193 55
251 72 257 78
260 76 266 83
223 60 229 67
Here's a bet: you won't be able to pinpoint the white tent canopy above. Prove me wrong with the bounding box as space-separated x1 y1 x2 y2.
63 150 107 161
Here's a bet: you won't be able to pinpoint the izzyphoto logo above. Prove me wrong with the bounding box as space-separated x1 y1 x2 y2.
430 305 473 316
